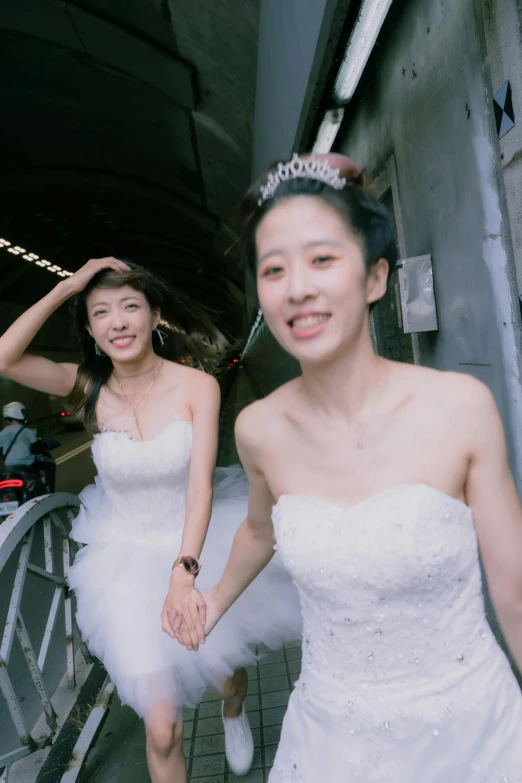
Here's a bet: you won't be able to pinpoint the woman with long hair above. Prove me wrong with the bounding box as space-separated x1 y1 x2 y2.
171 153 522 781
0 258 301 783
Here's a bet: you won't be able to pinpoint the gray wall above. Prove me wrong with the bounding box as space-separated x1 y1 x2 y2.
336 0 522 488
482 0 522 294
252 0 340 177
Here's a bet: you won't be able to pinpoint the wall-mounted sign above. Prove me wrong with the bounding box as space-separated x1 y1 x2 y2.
494 81 515 139
398 255 438 334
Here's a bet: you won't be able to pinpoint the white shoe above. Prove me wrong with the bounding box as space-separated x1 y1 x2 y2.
222 703 254 776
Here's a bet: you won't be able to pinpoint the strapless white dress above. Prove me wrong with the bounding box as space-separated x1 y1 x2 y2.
68 420 301 720
270 484 522 782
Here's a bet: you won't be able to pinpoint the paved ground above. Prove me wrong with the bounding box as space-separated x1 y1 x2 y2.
83 643 302 783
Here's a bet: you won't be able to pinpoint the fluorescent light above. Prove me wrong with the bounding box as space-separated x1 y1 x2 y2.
334 0 393 103
312 107 345 154
0 236 73 277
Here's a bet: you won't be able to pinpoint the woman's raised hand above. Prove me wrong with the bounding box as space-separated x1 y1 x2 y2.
62 257 130 296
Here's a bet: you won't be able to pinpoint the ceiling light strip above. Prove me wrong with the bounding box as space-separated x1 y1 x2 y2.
312 107 345 154
0 238 73 278
334 0 393 103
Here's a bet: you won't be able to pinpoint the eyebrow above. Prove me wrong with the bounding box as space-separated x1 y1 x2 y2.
258 239 343 264
89 295 140 309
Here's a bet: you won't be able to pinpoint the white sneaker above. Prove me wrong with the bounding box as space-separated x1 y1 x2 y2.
222 703 254 776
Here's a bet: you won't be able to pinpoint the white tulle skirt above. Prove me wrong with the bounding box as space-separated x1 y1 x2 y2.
68 467 302 721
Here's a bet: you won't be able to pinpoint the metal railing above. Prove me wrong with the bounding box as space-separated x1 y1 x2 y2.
0 493 87 769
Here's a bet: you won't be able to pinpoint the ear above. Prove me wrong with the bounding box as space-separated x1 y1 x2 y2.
366 258 389 306
85 323 93 338
152 309 161 330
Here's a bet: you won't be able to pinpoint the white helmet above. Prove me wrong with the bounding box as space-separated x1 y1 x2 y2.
3 401 26 422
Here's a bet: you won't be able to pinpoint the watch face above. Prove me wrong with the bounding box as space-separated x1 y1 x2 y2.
183 556 200 574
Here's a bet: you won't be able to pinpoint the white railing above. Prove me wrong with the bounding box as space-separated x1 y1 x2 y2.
0 493 88 769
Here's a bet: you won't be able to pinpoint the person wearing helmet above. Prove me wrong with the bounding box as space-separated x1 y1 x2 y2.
0 401 37 467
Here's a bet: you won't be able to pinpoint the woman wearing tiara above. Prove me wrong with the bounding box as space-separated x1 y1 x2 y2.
0 258 301 783
171 152 522 781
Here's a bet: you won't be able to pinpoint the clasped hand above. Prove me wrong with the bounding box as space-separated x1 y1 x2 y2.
161 581 223 652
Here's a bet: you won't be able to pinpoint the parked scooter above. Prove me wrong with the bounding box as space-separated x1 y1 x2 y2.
0 438 59 520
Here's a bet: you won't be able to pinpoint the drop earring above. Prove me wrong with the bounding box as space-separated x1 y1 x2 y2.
95 342 105 357
240 307 264 360
156 329 168 347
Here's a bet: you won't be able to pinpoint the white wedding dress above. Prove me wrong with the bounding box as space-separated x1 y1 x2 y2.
68 419 301 720
270 484 522 782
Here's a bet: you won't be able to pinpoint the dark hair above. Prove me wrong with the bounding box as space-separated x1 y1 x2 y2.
69 261 228 432
239 156 398 313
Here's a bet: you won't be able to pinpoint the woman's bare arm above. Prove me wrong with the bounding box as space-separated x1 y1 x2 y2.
0 257 130 398
169 402 277 650
180 372 221 557
211 409 277 612
465 380 522 674
161 372 221 643
0 282 79 397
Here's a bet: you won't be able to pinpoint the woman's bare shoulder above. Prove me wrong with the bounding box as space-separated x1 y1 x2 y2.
394 362 495 422
234 379 299 446
410 364 490 400
164 360 219 393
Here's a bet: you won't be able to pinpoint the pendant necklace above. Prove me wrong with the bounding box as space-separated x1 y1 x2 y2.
113 359 163 441
354 365 389 449
308 362 389 451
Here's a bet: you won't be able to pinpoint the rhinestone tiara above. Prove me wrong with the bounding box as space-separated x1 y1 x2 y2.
258 153 347 206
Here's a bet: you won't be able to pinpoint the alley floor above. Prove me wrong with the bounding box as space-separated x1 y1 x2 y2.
82 642 302 782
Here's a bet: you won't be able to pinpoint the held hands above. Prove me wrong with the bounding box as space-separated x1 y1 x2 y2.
163 585 225 652
61 257 130 296
161 575 207 651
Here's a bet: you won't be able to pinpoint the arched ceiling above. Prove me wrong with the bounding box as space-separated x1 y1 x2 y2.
0 0 259 346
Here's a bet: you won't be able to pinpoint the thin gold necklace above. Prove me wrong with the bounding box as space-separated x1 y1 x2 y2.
307 363 389 450
114 359 163 440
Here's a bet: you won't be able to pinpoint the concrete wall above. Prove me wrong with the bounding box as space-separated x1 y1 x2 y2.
252 0 348 177
481 0 522 294
336 0 522 489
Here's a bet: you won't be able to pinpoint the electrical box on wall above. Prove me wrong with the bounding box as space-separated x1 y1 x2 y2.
397 254 438 334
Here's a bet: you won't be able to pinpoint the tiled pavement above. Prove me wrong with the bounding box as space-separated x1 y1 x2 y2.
83 642 302 782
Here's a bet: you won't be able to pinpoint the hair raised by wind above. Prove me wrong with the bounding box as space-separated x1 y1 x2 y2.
239 153 398 313
69 261 228 432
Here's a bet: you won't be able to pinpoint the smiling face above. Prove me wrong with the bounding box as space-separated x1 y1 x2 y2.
255 196 388 365
85 284 160 362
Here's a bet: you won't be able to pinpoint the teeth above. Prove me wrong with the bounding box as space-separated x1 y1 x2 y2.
291 315 329 329
112 337 134 344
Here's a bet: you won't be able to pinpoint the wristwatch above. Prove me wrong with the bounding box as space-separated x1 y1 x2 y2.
173 555 201 577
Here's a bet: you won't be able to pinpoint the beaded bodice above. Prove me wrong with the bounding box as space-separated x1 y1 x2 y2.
272 484 506 729
71 420 193 545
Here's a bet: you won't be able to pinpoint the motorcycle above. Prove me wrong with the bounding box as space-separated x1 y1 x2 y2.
0 439 59 521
